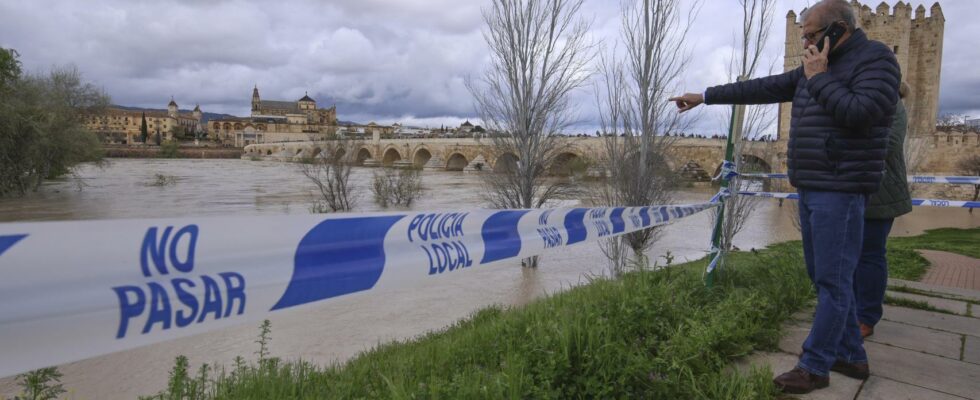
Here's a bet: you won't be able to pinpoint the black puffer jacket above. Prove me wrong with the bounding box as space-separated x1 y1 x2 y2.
706 29 901 193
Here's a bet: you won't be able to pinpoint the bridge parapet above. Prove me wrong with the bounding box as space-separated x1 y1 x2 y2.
240 137 791 178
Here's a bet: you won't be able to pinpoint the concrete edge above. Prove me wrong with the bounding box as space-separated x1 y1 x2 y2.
888 278 980 303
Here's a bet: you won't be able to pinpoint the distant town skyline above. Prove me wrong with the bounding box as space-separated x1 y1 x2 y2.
2 0 978 134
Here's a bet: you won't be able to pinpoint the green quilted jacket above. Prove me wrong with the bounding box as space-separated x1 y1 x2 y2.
866 100 913 220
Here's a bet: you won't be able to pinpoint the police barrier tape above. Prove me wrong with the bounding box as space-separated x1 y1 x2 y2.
0 202 717 378
739 173 980 185
737 191 980 208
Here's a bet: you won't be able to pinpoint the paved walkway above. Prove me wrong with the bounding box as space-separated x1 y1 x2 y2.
920 250 980 291
736 277 980 399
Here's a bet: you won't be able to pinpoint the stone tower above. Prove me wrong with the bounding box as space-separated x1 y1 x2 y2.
779 1 945 140
251 85 260 112
167 97 178 118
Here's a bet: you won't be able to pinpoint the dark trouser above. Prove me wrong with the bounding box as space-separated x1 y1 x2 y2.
855 218 894 327
796 189 868 376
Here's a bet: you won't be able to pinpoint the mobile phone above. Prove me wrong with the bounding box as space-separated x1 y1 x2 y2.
816 23 846 52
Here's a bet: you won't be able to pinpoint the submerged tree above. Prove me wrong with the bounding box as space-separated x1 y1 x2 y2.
468 0 594 267
0 48 108 197
593 0 699 273
372 167 425 208
301 138 359 213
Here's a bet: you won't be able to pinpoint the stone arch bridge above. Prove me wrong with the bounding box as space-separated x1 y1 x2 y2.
242 137 786 178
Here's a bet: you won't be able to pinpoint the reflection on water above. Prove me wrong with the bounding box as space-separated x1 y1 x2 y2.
0 159 975 399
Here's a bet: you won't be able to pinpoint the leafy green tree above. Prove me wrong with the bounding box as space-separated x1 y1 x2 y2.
0 48 21 90
154 129 161 146
0 47 109 197
140 112 148 143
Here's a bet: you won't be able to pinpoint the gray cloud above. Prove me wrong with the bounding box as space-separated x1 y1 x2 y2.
0 0 976 130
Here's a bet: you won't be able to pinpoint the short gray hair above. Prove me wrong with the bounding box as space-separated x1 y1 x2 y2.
802 0 857 31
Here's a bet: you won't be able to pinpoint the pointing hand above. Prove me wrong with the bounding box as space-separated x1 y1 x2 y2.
668 93 704 113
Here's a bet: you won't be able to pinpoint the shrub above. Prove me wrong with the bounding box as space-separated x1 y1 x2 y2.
371 168 425 208
159 141 180 158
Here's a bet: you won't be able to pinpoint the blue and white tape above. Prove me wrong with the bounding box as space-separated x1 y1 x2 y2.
712 160 739 182
0 202 716 378
740 173 980 185
738 191 979 208
907 176 980 185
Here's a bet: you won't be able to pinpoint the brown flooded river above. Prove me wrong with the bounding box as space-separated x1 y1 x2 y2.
1 159 976 399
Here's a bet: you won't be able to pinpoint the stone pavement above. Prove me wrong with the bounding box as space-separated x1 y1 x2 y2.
919 250 980 291
734 278 980 399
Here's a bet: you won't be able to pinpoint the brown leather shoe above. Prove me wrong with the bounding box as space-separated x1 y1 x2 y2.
831 360 870 380
860 323 874 338
773 367 829 394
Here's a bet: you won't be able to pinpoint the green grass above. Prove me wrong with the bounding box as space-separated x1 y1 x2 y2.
883 295 957 315
142 242 813 400
886 227 980 281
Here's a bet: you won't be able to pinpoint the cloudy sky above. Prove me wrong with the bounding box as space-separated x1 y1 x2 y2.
1 0 976 135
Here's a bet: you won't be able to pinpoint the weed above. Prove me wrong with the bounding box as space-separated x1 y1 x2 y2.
884 295 958 315
256 319 271 362
14 367 66 400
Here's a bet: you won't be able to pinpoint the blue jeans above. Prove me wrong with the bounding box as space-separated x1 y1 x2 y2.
855 218 894 327
797 189 868 376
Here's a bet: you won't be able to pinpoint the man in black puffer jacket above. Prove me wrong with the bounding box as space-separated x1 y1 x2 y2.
669 0 899 394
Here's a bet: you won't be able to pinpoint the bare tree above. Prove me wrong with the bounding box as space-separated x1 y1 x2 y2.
468 0 594 267
593 0 700 274
371 167 425 208
709 0 777 252
958 154 980 214
301 139 359 213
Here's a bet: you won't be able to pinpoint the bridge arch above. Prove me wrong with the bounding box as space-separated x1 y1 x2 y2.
355 147 373 165
382 147 402 167
413 148 432 168
446 153 468 171
549 152 582 176
493 152 519 173
739 154 772 173
311 147 323 158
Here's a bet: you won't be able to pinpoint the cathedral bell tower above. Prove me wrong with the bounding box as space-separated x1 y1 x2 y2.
251 85 260 113
167 96 178 118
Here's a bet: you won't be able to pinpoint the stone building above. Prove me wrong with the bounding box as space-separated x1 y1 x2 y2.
210 86 339 146
780 1 945 139
84 98 203 144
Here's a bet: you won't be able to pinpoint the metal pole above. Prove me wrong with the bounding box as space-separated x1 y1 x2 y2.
707 76 747 287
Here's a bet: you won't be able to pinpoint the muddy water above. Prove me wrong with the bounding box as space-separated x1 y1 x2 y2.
0 159 976 399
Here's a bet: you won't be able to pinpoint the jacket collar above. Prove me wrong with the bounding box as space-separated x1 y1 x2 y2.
831 28 866 60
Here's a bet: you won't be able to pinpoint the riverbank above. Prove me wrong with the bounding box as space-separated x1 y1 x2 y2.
137 228 978 399
142 242 814 399
102 145 242 159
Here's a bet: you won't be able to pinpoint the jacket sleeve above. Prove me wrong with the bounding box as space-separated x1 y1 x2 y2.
805 48 900 131
704 68 802 105
887 100 908 157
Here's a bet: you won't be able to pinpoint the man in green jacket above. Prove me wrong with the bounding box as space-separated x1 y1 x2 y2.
854 82 914 338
